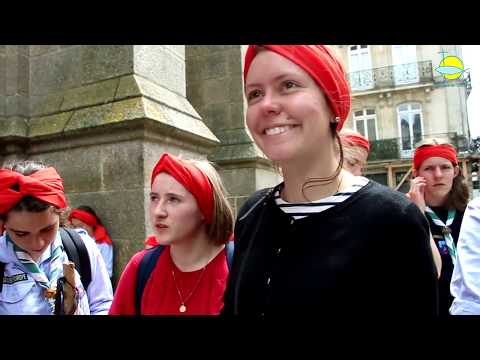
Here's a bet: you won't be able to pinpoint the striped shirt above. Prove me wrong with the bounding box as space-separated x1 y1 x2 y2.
275 176 369 220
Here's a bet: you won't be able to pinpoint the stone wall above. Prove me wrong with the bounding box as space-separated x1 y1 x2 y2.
0 45 220 285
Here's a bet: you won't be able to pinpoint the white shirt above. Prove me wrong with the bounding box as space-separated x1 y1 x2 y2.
96 242 113 278
450 196 480 315
0 229 113 315
275 176 369 219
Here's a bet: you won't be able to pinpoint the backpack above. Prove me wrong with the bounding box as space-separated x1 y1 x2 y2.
0 227 92 293
135 241 234 315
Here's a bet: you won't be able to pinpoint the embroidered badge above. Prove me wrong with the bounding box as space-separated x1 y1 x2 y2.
437 240 449 256
3 273 29 285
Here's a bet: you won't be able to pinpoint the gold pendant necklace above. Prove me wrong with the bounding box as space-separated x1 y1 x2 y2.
172 266 207 314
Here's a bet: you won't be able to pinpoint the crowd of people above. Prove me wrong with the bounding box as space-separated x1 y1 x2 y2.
1 44 479 316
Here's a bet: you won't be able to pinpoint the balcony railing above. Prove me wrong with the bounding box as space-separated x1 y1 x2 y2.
368 132 470 161
348 61 433 92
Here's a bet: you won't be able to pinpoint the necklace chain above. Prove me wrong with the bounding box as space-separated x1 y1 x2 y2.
171 265 206 313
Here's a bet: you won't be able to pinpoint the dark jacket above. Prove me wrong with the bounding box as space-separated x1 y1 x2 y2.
427 206 464 316
222 180 439 317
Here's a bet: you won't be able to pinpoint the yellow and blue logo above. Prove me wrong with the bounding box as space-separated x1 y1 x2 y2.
436 55 468 80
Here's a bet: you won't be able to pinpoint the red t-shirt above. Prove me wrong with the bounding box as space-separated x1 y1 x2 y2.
109 246 229 315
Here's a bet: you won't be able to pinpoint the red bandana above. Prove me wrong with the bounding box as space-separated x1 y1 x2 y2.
0 167 67 215
150 153 214 225
144 235 159 247
68 209 113 245
243 45 351 131
342 134 370 152
413 145 458 169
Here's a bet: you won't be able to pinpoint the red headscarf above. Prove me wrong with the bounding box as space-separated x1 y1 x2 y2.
243 45 351 131
150 153 214 225
0 167 67 215
68 209 113 245
413 144 458 170
342 134 370 152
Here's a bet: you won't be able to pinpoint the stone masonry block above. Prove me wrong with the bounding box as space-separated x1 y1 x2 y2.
101 141 144 191
134 45 185 96
30 46 83 95
202 77 230 105
0 116 28 137
65 103 115 131
136 75 198 116
0 54 5 96
115 75 142 100
218 167 256 199
29 93 65 117
82 45 133 85
60 78 118 111
29 45 61 57
5 95 29 117
29 112 72 137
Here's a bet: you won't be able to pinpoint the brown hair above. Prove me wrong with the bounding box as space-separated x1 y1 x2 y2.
415 138 469 212
190 159 234 245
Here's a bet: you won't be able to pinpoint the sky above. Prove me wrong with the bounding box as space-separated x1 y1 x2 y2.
461 45 480 138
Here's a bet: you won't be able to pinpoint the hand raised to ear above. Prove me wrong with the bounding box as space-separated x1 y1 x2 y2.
406 176 427 213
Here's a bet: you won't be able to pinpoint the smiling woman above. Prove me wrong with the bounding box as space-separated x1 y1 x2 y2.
221 45 439 317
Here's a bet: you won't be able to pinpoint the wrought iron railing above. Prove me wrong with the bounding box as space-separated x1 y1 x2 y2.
348 60 433 92
368 132 470 161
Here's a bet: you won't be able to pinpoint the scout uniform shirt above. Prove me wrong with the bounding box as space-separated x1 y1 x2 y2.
0 229 113 315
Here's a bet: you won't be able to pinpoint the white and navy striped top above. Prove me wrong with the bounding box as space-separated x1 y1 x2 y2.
275 176 369 220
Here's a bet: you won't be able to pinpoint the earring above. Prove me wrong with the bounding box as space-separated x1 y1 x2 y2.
332 116 340 124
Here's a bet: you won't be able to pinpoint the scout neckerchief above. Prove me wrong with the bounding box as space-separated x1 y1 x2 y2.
6 233 65 313
425 206 457 265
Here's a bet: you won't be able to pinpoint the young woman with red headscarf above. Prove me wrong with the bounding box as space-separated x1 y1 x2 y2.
0 161 113 315
339 128 370 176
109 153 234 315
68 206 114 279
221 45 438 316
407 138 469 316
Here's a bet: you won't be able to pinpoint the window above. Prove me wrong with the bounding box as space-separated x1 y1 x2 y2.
397 103 423 157
391 45 419 85
348 45 373 90
353 108 378 141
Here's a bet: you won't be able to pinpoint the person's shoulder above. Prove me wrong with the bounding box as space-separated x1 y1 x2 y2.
355 180 419 215
237 186 274 221
360 180 409 203
70 228 99 254
128 248 152 268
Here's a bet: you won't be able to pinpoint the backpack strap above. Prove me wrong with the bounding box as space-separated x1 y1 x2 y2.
0 262 5 293
135 245 165 315
60 227 92 291
225 241 234 271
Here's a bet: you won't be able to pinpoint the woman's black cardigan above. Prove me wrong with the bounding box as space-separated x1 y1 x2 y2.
222 180 439 317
